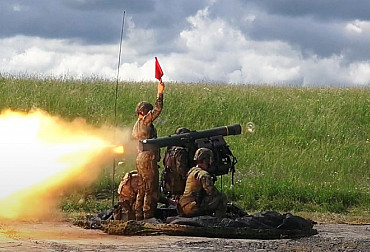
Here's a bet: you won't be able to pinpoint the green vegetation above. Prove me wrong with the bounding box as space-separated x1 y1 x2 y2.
1 76 369 214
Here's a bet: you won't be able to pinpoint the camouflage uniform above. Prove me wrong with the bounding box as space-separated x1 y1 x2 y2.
114 170 138 221
162 146 190 197
161 127 196 199
132 93 163 220
179 166 227 218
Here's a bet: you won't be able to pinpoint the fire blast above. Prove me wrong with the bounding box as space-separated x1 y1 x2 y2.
0 109 132 220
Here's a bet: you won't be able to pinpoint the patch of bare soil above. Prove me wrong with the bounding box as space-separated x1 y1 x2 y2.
0 220 369 251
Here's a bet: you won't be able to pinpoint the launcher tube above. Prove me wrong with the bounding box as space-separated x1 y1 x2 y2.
139 124 241 151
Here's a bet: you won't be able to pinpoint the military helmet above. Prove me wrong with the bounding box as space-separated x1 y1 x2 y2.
175 127 191 135
193 147 214 162
135 101 153 115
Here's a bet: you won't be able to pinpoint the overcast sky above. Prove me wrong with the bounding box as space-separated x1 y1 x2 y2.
1 0 369 87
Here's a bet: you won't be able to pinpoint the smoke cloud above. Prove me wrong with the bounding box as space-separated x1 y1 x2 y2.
0 109 135 220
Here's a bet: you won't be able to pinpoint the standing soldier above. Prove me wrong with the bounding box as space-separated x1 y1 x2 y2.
132 80 165 220
179 148 228 218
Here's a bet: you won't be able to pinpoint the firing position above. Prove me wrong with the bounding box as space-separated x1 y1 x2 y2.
132 80 165 220
179 148 228 218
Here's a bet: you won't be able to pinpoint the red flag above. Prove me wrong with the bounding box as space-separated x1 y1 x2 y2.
155 57 164 81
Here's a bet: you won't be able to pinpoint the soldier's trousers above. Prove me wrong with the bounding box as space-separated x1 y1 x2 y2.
135 151 159 220
180 192 227 218
114 200 135 221
200 192 228 218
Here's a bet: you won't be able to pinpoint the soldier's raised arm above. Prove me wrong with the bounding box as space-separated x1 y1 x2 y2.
143 80 165 124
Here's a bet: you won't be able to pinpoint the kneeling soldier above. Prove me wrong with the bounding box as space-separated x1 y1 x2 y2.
114 170 139 221
179 148 227 218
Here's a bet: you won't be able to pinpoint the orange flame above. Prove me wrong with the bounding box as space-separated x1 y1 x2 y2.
113 145 125 154
0 109 132 220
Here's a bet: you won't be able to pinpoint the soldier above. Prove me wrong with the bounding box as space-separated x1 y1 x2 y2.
161 127 197 200
179 148 228 218
132 80 165 220
114 170 139 221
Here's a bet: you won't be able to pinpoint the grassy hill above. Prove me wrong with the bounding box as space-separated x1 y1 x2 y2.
1 76 369 214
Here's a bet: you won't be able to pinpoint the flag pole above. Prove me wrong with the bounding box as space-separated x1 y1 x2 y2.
112 10 126 208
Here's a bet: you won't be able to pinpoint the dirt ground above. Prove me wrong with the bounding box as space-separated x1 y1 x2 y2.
0 220 369 251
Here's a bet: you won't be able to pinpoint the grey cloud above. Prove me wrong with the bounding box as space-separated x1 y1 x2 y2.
206 1 370 62
248 14 346 57
249 13 370 62
63 0 155 12
251 0 370 21
0 0 120 43
0 0 369 86
0 0 207 46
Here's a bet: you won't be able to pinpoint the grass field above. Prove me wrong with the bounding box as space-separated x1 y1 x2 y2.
1 76 369 215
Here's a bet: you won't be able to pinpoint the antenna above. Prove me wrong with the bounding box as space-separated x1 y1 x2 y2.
115 10 126 123
112 10 126 207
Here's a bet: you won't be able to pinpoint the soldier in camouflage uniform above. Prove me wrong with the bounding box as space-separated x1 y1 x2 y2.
114 170 139 221
179 148 228 218
132 80 164 220
161 127 197 199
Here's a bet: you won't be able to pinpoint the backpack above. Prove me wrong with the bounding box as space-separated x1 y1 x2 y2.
161 146 191 197
117 170 138 201
195 135 237 183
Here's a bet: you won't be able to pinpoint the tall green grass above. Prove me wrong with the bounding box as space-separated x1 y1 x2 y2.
1 76 369 213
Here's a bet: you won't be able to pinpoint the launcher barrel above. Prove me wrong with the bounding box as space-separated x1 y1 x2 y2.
139 124 241 151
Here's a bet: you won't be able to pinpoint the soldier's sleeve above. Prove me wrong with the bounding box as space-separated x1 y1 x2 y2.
200 173 217 196
143 93 163 124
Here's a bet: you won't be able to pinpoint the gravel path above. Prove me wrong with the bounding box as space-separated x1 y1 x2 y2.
0 221 369 251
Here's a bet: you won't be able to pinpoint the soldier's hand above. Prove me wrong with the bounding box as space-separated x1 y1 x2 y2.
158 80 165 94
